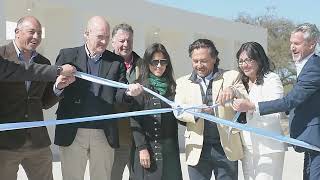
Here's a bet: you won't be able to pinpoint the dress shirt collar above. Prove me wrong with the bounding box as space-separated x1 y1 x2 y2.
85 44 102 62
13 40 38 63
197 72 214 86
295 52 314 77
124 54 134 71
189 67 219 83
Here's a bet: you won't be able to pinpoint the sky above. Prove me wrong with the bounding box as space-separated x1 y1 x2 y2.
147 0 320 27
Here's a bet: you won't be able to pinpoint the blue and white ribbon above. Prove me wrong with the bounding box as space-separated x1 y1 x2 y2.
188 110 320 152
0 71 319 152
76 72 174 106
0 108 172 132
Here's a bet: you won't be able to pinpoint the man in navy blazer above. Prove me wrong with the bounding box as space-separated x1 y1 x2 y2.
54 16 142 180
233 23 320 180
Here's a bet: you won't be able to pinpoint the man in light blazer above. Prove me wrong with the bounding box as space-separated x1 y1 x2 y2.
233 23 320 180
54 16 142 180
175 39 247 180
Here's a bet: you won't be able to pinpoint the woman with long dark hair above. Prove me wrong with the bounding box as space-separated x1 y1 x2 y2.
234 42 287 180
129 43 182 180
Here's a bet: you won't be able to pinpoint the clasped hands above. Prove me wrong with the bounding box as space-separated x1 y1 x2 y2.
174 87 237 116
173 87 255 116
218 87 255 112
55 64 76 90
126 83 144 96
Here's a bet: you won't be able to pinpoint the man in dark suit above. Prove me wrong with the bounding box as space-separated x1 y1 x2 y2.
233 23 320 180
0 56 76 81
0 16 74 180
111 23 142 180
54 16 142 180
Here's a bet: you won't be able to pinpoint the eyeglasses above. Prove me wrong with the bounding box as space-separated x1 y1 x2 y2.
149 59 168 67
238 58 255 65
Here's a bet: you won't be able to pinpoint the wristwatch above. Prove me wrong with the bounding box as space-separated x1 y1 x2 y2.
57 66 63 75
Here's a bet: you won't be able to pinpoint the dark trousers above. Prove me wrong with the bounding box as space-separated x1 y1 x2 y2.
111 144 130 180
188 143 238 180
303 151 320 180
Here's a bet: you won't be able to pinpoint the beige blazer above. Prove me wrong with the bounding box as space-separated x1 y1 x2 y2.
175 69 247 166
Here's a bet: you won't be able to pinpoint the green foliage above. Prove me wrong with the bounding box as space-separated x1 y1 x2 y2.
234 8 297 86
283 84 293 95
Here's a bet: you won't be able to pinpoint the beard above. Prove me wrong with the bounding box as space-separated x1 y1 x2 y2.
292 53 302 62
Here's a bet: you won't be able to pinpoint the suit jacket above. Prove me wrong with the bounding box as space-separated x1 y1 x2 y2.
175 69 247 165
130 93 178 150
0 42 59 149
54 45 127 148
0 56 58 81
129 93 181 179
243 72 287 155
126 51 142 83
259 54 320 152
115 51 142 145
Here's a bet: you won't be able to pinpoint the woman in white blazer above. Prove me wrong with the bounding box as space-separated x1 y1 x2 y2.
235 42 287 180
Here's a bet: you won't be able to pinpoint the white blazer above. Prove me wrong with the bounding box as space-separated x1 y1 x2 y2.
243 72 288 155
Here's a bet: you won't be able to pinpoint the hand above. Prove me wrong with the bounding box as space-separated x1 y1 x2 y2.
60 64 76 76
126 83 144 96
139 149 150 169
217 87 235 106
201 107 214 114
55 75 76 90
232 99 255 112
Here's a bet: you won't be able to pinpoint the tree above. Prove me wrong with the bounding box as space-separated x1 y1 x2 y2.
234 7 297 87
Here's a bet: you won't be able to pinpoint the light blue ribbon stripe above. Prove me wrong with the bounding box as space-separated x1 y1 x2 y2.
232 111 241 122
0 71 319 152
0 108 173 132
187 110 320 152
76 72 174 106
76 71 128 89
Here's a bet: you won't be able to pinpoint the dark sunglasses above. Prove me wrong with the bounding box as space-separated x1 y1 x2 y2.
149 59 168 66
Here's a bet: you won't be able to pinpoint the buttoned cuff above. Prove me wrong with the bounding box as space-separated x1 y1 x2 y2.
253 101 260 115
137 144 148 151
53 82 64 96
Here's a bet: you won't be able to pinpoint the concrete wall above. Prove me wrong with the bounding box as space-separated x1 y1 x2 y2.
1 0 267 158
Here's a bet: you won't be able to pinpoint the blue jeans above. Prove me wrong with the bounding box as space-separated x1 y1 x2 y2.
303 151 320 180
188 143 238 180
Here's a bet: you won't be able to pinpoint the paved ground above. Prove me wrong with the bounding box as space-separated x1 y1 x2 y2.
18 147 303 180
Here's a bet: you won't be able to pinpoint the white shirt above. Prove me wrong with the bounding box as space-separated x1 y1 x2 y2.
245 72 287 154
295 52 314 77
196 72 214 93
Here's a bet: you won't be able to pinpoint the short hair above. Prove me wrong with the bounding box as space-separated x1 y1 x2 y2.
16 17 27 30
15 16 41 32
188 39 220 68
112 23 133 38
292 23 320 43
